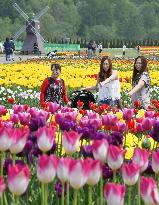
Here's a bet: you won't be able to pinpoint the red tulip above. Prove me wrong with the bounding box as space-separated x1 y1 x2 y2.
7 98 15 104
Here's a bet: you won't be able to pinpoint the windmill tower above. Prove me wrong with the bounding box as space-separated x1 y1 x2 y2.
13 3 49 54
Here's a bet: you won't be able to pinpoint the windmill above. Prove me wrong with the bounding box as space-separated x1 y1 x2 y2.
13 3 49 54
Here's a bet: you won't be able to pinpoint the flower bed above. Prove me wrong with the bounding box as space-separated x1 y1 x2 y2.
0 59 159 204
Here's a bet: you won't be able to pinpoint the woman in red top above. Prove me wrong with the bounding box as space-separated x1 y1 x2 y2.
40 64 70 107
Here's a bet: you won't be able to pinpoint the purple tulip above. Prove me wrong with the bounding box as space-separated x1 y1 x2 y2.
123 108 133 121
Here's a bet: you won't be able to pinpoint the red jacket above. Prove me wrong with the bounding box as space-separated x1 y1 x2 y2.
40 78 69 106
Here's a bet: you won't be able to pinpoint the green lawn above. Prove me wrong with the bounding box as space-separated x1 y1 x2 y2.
80 47 139 58
104 48 139 58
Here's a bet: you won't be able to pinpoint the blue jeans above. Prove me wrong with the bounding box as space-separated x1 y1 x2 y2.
98 99 121 107
5 53 11 61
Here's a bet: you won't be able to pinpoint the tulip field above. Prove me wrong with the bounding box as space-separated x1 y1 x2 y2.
0 58 159 205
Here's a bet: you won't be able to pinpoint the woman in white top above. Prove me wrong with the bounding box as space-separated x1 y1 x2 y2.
82 56 121 108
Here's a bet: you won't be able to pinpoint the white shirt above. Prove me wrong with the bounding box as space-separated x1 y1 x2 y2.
97 79 120 102
0 43 3 53
123 45 126 51
98 44 103 50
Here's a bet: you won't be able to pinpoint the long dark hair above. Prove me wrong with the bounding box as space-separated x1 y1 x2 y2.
98 56 112 82
132 56 148 83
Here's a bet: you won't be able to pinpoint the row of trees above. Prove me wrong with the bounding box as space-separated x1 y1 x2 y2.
50 38 159 48
0 0 159 41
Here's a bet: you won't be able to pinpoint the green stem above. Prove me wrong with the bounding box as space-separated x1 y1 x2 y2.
57 127 60 156
1 196 3 205
66 182 69 205
1 152 5 177
15 195 19 205
49 114 53 125
45 183 48 205
4 193 8 205
113 170 116 183
0 152 5 205
100 179 103 205
128 186 132 205
88 185 92 205
123 124 128 148
138 176 141 205
61 182 64 205
73 189 78 205
158 174 159 190
60 131 63 157
41 183 44 205
12 153 16 165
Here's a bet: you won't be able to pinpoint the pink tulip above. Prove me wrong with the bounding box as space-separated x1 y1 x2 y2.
132 147 150 172
145 111 155 118
54 113 65 124
55 112 77 123
92 139 109 163
10 127 28 154
107 145 126 170
2 121 14 128
90 118 102 130
152 150 159 174
122 163 140 185
69 159 90 189
113 121 126 133
85 158 102 185
48 102 60 114
0 127 13 151
18 112 31 125
78 117 89 127
102 114 118 126
104 183 126 205
86 112 98 119
79 117 102 130
37 126 56 152
122 108 133 121
13 105 24 114
8 164 30 195
0 176 6 197
37 154 58 183
140 176 159 205
62 130 81 154
60 106 74 113
29 107 39 117
135 122 143 133
10 114 19 124
0 105 6 116
57 157 72 182
39 110 50 121
64 112 78 122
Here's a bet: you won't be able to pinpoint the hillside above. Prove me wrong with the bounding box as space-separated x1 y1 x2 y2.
0 0 159 41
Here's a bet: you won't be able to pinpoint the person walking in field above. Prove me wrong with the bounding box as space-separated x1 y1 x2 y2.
3 37 12 61
122 44 126 56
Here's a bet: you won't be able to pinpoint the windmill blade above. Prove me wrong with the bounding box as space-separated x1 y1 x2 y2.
34 6 49 20
13 3 29 21
31 27 45 42
13 24 26 40
13 2 46 42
